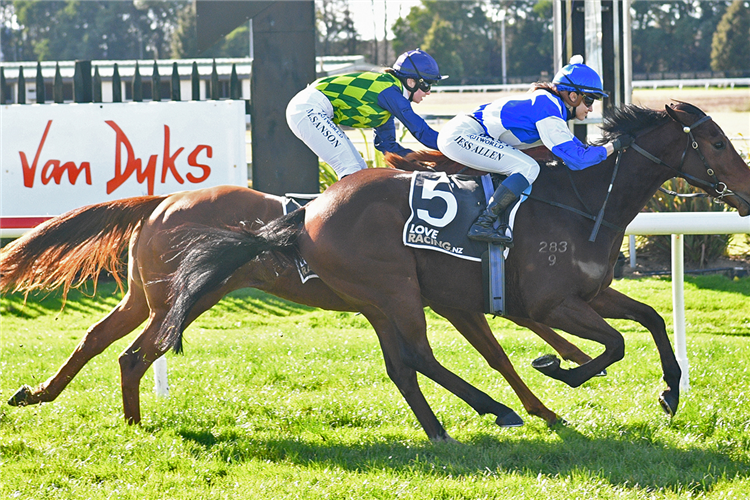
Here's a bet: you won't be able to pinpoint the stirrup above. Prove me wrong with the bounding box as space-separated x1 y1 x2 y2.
468 224 514 247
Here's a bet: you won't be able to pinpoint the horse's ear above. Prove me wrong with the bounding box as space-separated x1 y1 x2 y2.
664 103 687 125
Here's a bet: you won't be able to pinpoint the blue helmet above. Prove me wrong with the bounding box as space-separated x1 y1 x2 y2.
553 55 608 98
392 49 447 83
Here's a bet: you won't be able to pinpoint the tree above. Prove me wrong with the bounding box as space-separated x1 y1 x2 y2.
315 0 358 56
711 0 750 72
5 0 186 62
630 1 730 74
392 0 553 84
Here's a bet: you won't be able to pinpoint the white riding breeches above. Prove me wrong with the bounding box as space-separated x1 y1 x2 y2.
286 86 367 179
437 114 541 184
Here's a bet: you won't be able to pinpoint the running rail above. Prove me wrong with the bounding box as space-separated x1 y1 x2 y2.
625 211 750 391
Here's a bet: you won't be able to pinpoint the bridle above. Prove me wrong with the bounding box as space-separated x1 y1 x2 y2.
628 113 733 201
535 111 738 243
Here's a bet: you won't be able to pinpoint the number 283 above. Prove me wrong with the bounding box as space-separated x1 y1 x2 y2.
539 241 568 266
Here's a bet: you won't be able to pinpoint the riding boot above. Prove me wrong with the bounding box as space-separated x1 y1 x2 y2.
467 184 519 246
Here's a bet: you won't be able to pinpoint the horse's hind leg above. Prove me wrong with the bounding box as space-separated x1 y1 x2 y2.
431 306 559 425
118 313 168 424
118 286 229 424
375 298 524 431
589 287 681 416
8 286 149 407
363 309 454 442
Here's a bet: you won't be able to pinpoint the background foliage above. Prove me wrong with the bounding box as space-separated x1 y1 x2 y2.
1 0 748 83
641 179 733 267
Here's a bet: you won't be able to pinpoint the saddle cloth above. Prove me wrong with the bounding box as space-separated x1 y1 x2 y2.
403 171 529 261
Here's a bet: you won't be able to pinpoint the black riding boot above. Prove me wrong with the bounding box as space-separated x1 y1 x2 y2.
467 184 519 246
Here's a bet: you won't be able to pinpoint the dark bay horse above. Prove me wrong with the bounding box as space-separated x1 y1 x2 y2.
161 102 750 441
2 152 588 431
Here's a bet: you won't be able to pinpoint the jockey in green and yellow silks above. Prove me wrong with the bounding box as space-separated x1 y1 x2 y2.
286 49 447 179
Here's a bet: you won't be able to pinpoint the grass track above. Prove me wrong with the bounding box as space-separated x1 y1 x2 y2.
1 276 749 499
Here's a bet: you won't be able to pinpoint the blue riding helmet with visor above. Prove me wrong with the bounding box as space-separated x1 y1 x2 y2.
553 55 608 104
392 49 447 95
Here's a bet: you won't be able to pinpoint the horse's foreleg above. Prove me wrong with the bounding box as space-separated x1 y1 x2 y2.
533 297 625 388
588 287 681 416
8 288 148 408
509 317 593 366
431 306 559 426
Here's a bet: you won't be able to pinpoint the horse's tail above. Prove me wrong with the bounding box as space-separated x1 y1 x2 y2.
0 195 168 299
158 208 305 354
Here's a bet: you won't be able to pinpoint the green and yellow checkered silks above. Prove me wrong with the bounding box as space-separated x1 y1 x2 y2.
314 72 403 128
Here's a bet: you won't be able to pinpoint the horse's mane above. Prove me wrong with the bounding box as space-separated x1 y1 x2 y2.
385 147 556 176
385 150 473 175
386 101 707 172
599 101 705 142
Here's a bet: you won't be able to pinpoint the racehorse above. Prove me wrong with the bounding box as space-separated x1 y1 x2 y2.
2 151 590 430
160 102 750 442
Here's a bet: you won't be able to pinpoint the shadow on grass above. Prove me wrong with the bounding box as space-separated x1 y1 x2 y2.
170 422 748 495
0 282 322 320
684 274 750 297
0 282 123 318
621 274 750 297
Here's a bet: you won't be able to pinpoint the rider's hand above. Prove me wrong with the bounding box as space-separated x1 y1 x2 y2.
612 135 633 151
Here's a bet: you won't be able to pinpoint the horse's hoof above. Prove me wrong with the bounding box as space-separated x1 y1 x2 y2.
496 410 524 428
532 354 561 376
8 385 32 407
659 390 679 417
549 416 569 428
431 433 460 444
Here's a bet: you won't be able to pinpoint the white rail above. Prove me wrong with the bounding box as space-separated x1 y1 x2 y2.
624 212 750 391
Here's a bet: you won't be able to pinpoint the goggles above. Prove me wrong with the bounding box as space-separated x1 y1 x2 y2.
582 93 601 107
417 79 433 93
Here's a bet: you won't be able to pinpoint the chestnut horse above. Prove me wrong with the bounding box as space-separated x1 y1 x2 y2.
161 102 750 441
2 152 589 430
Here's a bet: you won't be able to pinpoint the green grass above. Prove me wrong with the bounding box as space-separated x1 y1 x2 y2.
1 276 749 499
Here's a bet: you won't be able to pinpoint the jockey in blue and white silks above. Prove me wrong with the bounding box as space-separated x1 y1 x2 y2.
438 55 631 247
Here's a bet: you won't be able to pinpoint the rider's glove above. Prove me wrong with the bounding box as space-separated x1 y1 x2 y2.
612 135 633 151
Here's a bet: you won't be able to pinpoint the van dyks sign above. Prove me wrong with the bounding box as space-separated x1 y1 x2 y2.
1 100 247 233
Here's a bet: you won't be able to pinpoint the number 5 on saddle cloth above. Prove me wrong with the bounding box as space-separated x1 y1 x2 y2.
404 171 530 315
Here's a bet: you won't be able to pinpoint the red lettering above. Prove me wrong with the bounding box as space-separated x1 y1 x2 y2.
19 120 53 188
161 125 185 184
66 161 92 185
40 160 91 185
186 145 212 183
105 121 157 195
41 159 61 184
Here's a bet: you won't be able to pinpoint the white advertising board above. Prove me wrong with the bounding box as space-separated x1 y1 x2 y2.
1 100 247 236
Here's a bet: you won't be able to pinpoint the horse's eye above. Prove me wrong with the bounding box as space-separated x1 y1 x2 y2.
713 141 725 150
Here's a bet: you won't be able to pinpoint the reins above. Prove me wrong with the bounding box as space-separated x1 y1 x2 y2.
524 153 626 242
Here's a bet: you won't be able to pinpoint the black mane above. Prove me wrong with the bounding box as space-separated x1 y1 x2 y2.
599 101 706 142
599 104 668 142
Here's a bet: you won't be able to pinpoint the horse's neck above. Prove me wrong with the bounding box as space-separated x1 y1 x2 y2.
536 127 680 231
